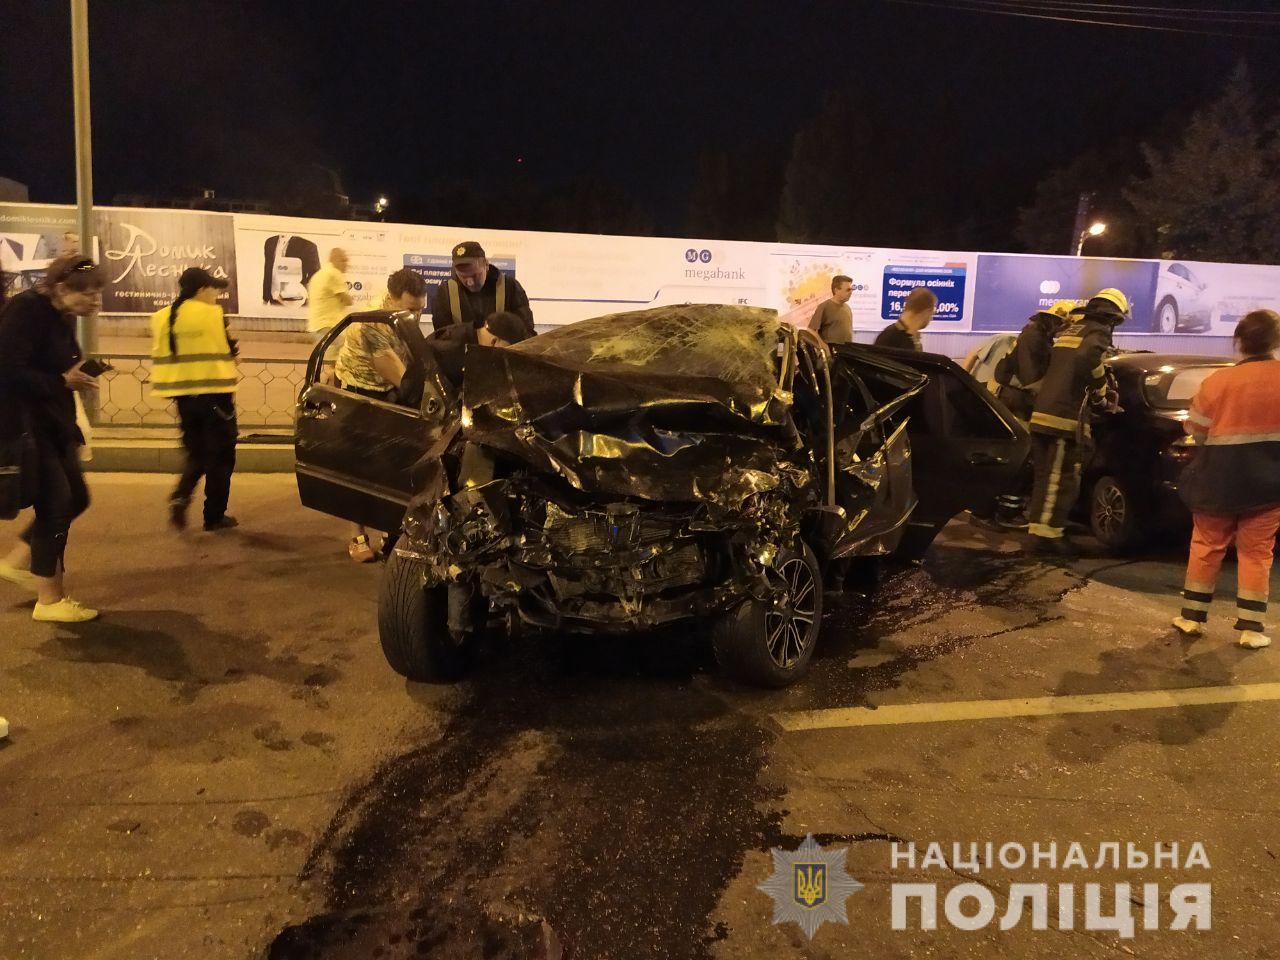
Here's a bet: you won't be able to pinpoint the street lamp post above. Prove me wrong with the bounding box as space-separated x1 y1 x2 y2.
70 0 98 413
1075 221 1107 256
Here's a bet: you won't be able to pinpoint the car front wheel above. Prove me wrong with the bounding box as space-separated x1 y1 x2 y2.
378 549 473 682
713 543 823 688
1090 475 1146 552
1157 298 1178 334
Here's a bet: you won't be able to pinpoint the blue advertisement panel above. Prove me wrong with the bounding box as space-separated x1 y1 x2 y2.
971 254 1159 332
403 253 517 315
881 264 966 322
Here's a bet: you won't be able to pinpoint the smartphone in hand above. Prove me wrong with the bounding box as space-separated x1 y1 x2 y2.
78 358 114 377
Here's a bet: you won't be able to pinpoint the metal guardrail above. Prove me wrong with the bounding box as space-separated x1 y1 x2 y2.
94 354 309 432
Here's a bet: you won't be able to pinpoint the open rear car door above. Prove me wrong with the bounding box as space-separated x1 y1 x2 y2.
834 345 1030 559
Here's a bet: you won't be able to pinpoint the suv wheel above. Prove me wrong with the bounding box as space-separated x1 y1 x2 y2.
1090 475 1146 552
378 550 473 682
713 543 823 688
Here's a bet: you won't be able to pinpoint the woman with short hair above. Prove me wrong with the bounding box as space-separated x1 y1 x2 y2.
1174 309 1280 648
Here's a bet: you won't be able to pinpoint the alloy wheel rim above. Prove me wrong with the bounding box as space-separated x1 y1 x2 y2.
1094 483 1126 540
764 557 817 669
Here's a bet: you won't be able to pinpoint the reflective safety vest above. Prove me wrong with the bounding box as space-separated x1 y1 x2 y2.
446 271 505 326
148 299 238 397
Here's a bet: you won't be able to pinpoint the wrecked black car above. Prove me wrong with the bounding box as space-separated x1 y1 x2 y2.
296 305 1028 688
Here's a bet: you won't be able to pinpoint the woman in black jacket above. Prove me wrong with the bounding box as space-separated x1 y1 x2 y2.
0 254 105 622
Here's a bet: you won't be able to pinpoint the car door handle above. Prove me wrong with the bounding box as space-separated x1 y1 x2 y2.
967 451 1007 466
299 399 336 420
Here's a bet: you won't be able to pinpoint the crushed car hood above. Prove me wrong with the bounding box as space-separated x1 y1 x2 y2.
457 306 803 508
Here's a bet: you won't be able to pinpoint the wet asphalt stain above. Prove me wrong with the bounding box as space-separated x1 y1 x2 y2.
267 629 784 960
234 809 272 838
265 538 1125 960
799 544 1095 708
13 610 346 704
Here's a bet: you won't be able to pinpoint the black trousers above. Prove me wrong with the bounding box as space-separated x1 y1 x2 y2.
174 394 237 523
21 436 91 578
1027 433 1082 538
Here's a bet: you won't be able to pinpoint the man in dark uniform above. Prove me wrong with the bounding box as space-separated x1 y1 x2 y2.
430 241 535 337
874 287 936 351
397 311 532 408
1025 288 1129 553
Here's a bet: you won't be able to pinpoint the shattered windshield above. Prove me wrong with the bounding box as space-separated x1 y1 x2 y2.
512 304 782 395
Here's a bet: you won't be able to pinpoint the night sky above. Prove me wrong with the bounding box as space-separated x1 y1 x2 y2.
2 0 1277 242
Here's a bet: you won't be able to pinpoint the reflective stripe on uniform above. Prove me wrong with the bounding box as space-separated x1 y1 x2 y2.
1030 411 1078 432
1055 336 1083 348
1187 410 1212 428
1203 432 1280 445
152 352 234 366
447 279 462 325
1039 438 1067 528
1027 522 1064 539
152 377 238 393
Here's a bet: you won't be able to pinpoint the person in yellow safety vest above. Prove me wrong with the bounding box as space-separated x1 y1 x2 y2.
149 267 240 532
429 240 535 337
1025 288 1128 554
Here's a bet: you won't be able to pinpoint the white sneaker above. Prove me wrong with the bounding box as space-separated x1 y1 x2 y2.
0 562 36 590
1171 617 1202 637
1239 631 1271 650
32 598 99 623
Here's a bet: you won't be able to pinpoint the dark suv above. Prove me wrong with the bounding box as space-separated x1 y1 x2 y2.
1081 353 1233 550
296 305 1028 688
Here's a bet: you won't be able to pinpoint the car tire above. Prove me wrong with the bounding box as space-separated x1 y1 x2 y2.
712 543 823 688
1157 297 1178 334
1089 475 1147 552
378 549 472 682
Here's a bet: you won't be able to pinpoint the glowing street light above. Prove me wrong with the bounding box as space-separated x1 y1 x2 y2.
1076 220 1107 255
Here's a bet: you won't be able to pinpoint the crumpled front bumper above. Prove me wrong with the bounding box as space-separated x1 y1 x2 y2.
398 477 799 632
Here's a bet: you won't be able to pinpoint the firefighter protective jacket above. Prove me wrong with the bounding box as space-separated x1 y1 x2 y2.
1028 312 1115 438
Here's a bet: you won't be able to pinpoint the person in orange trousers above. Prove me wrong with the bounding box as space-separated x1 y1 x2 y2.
1174 309 1280 649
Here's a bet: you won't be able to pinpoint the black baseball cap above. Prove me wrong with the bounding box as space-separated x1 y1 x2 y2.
178 267 229 295
451 241 486 264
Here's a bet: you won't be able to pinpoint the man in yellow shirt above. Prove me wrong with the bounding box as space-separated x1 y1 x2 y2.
306 247 353 341
150 268 239 531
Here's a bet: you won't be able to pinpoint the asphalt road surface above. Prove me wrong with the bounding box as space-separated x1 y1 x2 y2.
3 474 1278 959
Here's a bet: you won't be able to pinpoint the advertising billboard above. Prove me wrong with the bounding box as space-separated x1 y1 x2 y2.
1 201 1275 340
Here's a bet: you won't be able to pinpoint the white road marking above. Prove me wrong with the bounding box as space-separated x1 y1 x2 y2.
775 682 1280 732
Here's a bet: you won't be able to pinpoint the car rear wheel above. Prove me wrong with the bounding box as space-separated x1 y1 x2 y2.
378 550 472 682
1090 475 1147 552
713 543 823 688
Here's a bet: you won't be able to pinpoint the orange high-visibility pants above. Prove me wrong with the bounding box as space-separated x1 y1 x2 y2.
1181 505 1280 632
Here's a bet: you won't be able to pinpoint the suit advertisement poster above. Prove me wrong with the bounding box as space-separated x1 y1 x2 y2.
0 203 94 298
96 208 238 314
232 214 394 319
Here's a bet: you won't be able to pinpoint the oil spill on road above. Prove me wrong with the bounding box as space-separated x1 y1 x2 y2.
265 541 1096 959
267 632 783 960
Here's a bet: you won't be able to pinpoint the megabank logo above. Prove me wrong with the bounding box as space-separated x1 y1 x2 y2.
685 248 713 264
